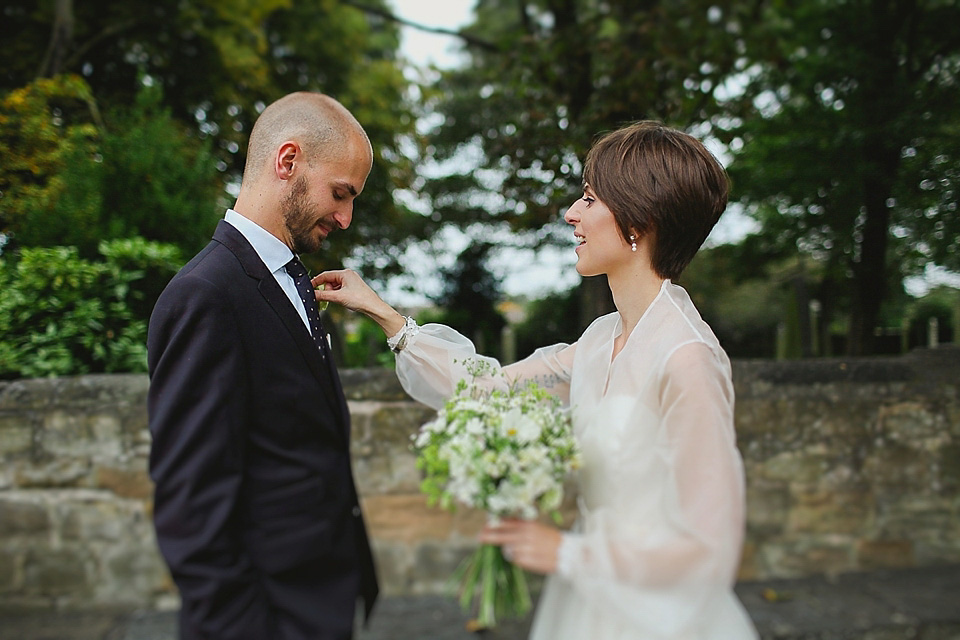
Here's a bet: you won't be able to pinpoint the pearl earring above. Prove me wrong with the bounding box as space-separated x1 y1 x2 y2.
629 235 637 252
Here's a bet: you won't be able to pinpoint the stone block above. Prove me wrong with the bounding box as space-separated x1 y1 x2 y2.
119 407 149 441
363 494 485 544
758 537 855 578
787 489 875 535
757 448 832 486
946 404 960 438
87 414 123 456
41 411 123 460
875 495 955 539
746 481 789 536
53 374 147 406
0 416 33 456
863 443 935 495
351 402 437 495
0 549 19 592
937 443 960 492
99 546 169 605
736 541 758 581
876 401 946 444
341 368 409 401
0 379 53 410
411 541 476 594
0 499 50 536
94 465 153 500
370 541 415 596
40 410 90 455
14 458 91 488
367 403 436 445
23 548 90 596
856 539 915 569
61 501 127 542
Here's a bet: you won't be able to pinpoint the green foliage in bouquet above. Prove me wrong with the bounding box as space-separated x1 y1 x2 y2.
411 359 581 628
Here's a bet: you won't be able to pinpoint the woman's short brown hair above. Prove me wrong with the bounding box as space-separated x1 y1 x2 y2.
583 121 729 280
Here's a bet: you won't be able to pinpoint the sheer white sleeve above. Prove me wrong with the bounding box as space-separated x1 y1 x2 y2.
555 341 747 634
392 323 576 410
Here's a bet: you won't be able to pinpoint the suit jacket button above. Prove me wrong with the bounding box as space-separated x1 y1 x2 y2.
352 505 361 517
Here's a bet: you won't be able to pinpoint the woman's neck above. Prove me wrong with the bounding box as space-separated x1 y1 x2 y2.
607 261 665 340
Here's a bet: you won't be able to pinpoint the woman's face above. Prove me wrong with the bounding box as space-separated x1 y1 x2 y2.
563 184 632 277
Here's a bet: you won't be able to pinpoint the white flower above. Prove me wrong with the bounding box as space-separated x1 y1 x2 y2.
412 358 580 520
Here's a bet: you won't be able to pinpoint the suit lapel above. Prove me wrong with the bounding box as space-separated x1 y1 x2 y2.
213 221 346 428
319 320 351 440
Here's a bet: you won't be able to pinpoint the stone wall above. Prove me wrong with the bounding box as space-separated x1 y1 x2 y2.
0 348 957 611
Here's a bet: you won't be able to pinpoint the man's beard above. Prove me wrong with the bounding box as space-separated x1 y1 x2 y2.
281 175 322 254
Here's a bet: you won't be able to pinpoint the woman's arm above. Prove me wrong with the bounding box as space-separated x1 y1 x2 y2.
312 269 576 409
312 269 405 336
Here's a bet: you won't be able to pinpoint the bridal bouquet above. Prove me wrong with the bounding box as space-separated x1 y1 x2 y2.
412 359 581 628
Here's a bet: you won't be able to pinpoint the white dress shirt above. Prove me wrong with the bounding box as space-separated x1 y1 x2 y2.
223 209 312 332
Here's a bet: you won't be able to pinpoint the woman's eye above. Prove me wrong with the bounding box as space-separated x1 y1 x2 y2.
581 195 595 207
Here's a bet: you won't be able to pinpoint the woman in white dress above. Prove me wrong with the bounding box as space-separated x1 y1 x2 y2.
314 121 758 639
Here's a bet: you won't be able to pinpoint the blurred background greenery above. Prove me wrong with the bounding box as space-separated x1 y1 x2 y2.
1 0 958 379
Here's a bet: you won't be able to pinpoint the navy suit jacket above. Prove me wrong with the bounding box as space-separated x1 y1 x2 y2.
147 221 378 640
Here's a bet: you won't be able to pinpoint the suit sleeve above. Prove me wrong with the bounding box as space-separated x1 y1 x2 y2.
147 274 271 638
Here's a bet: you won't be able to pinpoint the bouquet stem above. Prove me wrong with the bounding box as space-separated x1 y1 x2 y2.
450 543 533 629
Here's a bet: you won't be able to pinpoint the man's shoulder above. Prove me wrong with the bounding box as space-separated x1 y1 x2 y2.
172 239 244 285
153 242 240 313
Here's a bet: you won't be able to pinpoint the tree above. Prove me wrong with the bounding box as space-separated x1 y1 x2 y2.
717 0 960 355
431 241 507 359
0 75 222 258
416 0 750 329
0 75 101 249
513 286 581 359
1 0 424 273
677 241 789 358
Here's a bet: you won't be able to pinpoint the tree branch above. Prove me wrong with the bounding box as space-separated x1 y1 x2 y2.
340 0 499 53
37 0 74 78
64 18 144 71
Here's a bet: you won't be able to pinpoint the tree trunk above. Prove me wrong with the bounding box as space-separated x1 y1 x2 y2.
847 137 900 355
38 0 74 78
846 0 908 356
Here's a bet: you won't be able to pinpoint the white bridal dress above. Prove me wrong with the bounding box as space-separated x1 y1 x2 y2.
393 280 758 640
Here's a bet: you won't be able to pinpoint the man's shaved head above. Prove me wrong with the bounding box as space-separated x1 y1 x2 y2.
232 92 372 252
243 92 371 182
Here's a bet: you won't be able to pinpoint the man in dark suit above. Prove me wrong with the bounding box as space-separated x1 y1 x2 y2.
147 92 378 640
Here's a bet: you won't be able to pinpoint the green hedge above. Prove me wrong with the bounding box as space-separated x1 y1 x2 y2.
0 238 181 378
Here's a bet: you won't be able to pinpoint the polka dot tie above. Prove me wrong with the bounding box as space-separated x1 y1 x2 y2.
284 256 328 359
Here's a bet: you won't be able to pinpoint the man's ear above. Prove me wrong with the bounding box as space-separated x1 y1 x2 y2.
275 141 299 181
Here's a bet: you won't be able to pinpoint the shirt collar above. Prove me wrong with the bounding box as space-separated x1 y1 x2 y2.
224 209 294 274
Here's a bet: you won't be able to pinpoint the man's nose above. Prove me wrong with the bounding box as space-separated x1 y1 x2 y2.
335 203 353 230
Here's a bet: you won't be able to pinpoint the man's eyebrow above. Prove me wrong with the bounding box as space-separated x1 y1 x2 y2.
335 180 357 196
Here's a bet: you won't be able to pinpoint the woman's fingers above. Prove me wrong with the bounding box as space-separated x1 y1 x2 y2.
478 520 562 575
311 270 368 307
311 269 349 291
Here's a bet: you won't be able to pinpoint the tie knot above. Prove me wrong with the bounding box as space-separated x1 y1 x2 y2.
284 256 307 279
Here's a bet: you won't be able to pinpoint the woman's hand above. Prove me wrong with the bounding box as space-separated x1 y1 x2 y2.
479 518 563 575
312 269 405 337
